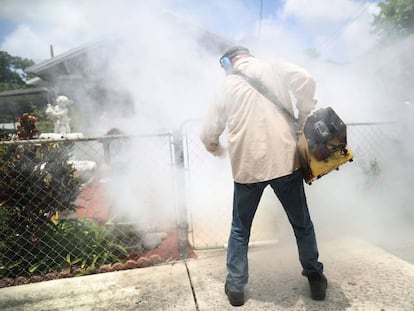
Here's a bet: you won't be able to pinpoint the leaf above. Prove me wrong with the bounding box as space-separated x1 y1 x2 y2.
110 242 129 256
90 254 99 269
72 258 82 265
81 258 87 269
7 260 22 269
29 262 42 273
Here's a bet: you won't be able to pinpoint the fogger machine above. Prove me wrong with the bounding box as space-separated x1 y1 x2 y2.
297 107 354 184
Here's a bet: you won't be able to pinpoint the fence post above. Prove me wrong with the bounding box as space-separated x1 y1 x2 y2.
172 130 188 259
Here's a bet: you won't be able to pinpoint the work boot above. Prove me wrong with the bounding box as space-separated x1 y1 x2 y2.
224 283 244 306
307 272 328 301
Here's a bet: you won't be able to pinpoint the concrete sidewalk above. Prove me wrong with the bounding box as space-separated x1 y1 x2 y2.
1 237 414 310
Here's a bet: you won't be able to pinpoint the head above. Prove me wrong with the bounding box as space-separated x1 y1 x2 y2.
219 46 251 74
56 96 70 108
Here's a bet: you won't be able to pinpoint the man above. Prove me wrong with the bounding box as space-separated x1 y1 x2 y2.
200 46 327 306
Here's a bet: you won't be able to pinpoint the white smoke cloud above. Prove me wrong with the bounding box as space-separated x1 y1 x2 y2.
1 0 412 254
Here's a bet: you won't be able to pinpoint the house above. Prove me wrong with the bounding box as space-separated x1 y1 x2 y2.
1 12 232 133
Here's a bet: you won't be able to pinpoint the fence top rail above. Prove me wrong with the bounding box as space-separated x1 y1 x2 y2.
0 133 173 145
179 119 397 128
347 121 397 126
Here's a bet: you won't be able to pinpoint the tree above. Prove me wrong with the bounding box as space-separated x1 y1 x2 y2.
370 0 414 105
0 51 35 91
372 0 414 40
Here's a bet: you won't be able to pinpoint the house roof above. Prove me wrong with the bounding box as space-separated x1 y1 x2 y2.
25 12 232 82
25 38 111 81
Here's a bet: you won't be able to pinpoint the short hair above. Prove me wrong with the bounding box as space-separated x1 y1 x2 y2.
221 46 250 60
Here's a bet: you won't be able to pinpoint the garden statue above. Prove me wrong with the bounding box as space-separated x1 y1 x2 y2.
45 95 71 135
40 95 82 139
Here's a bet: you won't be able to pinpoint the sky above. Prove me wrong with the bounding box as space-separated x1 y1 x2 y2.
0 0 383 64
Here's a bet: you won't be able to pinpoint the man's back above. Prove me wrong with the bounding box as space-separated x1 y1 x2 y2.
201 56 315 183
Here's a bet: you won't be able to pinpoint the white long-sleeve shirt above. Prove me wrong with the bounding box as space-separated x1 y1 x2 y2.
200 56 316 183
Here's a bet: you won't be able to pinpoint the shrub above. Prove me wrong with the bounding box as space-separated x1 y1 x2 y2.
27 218 129 276
0 141 81 277
0 141 133 278
16 113 38 140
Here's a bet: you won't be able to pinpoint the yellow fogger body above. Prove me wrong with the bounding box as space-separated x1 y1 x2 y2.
297 107 354 185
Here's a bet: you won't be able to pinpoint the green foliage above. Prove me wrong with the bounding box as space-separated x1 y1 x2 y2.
0 142 136 278
26 218 129 276
372 0 414 40
0 143 80 212
0 51 35 91
30 106 54 134
34 119 54 135
0 216 130 278
0 142 81 277
1 108 53 141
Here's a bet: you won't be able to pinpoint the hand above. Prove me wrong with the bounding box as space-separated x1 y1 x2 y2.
212 144 226 158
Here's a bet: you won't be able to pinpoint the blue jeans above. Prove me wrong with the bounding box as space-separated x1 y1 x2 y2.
226 170 323 292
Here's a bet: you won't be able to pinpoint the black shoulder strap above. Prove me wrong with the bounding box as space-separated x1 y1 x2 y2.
232 70 296 122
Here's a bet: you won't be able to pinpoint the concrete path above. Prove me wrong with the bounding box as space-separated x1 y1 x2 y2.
1 237 414 310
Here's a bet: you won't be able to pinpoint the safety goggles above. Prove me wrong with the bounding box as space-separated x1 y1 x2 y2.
219 56 233 72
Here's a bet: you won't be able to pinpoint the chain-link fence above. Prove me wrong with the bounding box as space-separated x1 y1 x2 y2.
182 120 284 249
182 121 404 250
347 122 402 173
0 132 187 287
0 121 403 287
